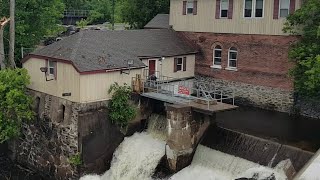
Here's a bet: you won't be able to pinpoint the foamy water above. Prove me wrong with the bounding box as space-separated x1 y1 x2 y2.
80 133 165 180
170 145 288 180
80 115 289 180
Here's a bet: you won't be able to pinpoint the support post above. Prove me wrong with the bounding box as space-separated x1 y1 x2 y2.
165 104 212 172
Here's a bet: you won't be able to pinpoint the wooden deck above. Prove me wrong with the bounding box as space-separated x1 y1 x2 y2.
142 92 238 114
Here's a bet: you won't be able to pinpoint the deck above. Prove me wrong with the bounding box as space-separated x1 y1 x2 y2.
141 92 238 114
132 73 238 115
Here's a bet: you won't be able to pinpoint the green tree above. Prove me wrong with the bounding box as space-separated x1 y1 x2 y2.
0 0 65 66
118 0 169 29
0 68 34 143
284 0 320 97
108 83 136 127
87 0 112 24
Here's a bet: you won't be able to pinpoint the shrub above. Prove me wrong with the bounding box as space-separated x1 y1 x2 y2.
0 68 34 143
108 83 136 127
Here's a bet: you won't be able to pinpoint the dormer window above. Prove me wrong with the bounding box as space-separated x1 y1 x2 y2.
279 0 290 18
186 1 194 14
244 0 264 18
220 0 229 18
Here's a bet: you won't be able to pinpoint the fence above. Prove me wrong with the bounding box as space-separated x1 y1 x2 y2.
132 75 235 110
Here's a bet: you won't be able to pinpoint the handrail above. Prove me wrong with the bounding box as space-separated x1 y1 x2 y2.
132 76 236 109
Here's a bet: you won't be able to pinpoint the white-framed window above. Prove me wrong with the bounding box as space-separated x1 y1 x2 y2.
279 0 290 18
186 1 194 14
228 47 238 69
212 45 222 68
244 0 264 18
176 57 183 71
220 0 229 18
48 60 56 75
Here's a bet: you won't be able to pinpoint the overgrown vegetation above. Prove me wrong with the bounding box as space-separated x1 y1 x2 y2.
69 153 82 166
284 0 320 98
0 0 65 66
0 68 34 143
108 83 136 127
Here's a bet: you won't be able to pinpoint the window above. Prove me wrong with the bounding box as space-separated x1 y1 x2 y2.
213 45 222 68
255 0 263 17
244 0 253 17
174 57 186 72
48 60 55 75
279 0 290 18
186 1 194 14
177 58 183 71
244 0 264 18
47 60 57 79
220 0 229 18
228 47 238 69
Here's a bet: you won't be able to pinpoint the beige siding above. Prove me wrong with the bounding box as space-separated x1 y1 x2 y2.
170 0 301 35
23 58 80 102
79 69 142 103
142 55 195 79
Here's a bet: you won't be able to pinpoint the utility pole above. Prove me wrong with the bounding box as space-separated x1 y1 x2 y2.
112 0 115 30
9 0 16 68
0 17 10 70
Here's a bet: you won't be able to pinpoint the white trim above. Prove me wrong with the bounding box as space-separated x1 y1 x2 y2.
225 67 238 71
211 65 222 69
220 0 229 18
279 0 290 18
243 0 265 19
227 47 238 69
213 46 222 68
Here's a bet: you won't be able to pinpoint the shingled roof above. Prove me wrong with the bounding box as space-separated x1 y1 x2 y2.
29 29 196 73
144 14 170 29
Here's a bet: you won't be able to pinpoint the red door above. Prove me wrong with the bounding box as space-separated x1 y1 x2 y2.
148 60 156 76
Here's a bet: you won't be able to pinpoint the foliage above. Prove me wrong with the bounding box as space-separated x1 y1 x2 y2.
0 0 65 66
87 0 112 24
108 82 136 127
69 153 82 166
0 68 34 143
76 18 89 28
283 0 320 97
118 0 169 29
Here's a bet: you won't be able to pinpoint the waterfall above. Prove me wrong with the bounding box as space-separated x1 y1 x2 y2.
170 145 288 180
81 114 167 180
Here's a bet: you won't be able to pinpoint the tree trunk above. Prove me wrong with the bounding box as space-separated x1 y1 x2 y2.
9 0 16 68
0 27 6 69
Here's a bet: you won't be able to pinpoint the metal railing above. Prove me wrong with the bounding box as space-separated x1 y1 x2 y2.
63 10 90 17
132 76 235 110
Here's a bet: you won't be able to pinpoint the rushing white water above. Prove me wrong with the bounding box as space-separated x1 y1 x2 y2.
81 115 289 180
170 145 288 180
80 133 166 180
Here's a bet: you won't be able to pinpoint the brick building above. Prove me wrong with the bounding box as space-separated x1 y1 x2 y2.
168 0 302 112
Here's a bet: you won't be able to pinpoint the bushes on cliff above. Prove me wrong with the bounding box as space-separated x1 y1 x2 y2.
108 82 136 127
284 0 320 97
0 68 34 143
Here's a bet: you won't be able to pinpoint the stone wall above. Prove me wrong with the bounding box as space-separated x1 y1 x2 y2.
14 90 80 179
165 104 213 172
295 97 320 119
196 75 294 113
12 90 152 179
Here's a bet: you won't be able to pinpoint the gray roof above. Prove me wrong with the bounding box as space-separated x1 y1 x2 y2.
144 14 170 29
31 29 196 73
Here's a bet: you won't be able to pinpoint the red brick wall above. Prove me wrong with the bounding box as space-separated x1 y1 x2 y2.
179 32 299 90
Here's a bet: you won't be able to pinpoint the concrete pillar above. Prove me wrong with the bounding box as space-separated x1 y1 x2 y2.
165 104 211 172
